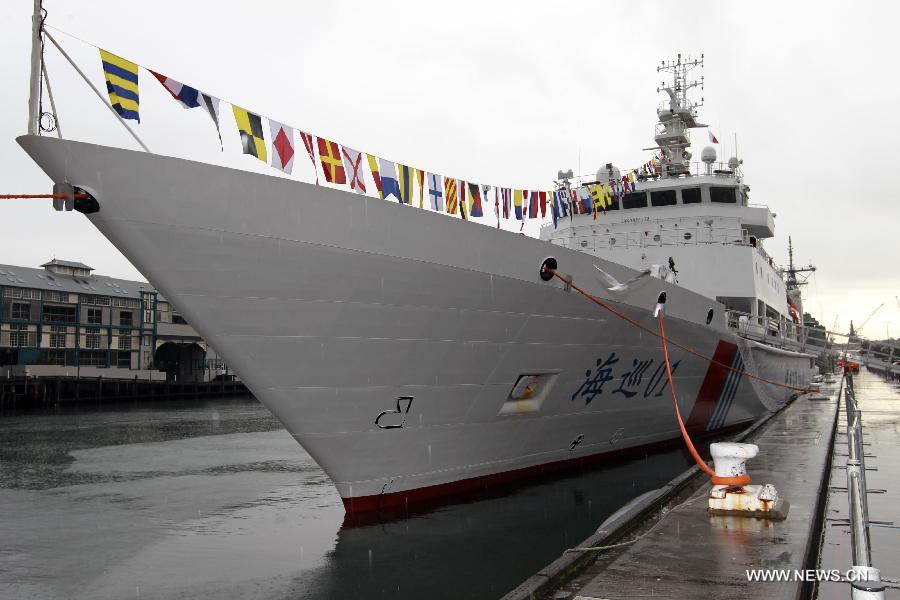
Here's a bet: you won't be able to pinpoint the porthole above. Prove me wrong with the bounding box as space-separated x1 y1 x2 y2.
684 232 692 241
609 237 617 246
652 234 661 242
580 240 588 248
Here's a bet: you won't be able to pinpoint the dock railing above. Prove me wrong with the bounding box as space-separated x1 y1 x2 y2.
842 373 885 599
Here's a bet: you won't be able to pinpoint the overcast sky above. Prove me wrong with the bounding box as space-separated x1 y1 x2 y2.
1 0 898 339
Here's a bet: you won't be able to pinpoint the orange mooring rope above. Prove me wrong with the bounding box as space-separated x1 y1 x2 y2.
545 268 812 394
658 312 751 485
657 312 717 479
0 194 88 200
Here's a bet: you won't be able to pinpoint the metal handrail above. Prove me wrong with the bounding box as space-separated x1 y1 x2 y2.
843 374 885 597
724 309 804 347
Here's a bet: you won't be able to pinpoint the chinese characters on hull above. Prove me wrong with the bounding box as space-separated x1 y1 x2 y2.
571 353 681 405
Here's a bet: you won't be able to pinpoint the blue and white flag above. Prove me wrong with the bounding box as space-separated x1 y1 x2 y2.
555 190 569 217
379 158 401 202
427 172 443 211
150 71 200 108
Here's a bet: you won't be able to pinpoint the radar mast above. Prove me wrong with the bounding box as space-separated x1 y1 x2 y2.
654 54 706 178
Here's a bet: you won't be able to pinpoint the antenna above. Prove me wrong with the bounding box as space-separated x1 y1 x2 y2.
654 54 706 178
784 237 816 289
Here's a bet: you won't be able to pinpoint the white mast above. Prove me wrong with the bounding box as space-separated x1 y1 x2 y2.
27 0 43 135
654 54 705 178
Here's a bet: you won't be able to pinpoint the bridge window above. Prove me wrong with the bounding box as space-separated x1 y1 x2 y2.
650 190 677 207
710 186 737 203
681 187 701 204
605 196 620 211
622 191 647 209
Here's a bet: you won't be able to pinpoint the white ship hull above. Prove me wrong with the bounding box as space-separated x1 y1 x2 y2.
19 136 813 512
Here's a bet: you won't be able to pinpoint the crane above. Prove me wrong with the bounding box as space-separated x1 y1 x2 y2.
856 303 885 336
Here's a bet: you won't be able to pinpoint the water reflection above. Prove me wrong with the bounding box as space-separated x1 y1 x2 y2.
311 450 691 600
0 397 693 600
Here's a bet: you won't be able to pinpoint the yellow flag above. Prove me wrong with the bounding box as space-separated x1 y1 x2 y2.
232 105 267 162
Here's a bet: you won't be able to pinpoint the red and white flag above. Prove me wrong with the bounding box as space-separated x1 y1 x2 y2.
269 120 295 174
298 130 319 184
708 129 719 144
341 146 367 194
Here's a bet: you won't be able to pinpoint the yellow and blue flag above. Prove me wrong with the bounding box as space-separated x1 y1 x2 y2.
513 189 524 220
100 49 140 122
397 164 414 204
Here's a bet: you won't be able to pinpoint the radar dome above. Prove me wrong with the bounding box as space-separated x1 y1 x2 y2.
728 156 741 170
596 162 621 183
700 146 716 164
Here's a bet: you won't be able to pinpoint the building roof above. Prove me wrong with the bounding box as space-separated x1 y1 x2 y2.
40 258 95 270
0 262 167 302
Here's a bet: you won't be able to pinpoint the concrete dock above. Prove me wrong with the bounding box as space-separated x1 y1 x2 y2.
504 383 844 599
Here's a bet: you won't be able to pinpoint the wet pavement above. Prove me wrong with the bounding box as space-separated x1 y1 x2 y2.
817 370 900 599
541 388 842 600
0 397 695 600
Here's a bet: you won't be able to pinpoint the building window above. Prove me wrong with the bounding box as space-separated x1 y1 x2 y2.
681 187 702 204
85 327 102 349
81 294 110 307
45 291 69 303
117 351 131 368
11 302 30 320
10 324 31 347
42 304 77 323
118 333 132 350
49 325 67 348
79 350 107 367
119 311 133 326
3 288 41 300
87 308 103 324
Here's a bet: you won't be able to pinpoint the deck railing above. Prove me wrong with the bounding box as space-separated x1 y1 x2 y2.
725 309 805 349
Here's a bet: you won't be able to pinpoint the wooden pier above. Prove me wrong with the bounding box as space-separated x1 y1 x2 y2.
0 374 248 407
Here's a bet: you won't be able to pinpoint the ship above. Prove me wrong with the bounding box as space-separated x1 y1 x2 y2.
18 33 815 513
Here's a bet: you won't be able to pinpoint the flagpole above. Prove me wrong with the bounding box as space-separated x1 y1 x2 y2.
27 0 43 135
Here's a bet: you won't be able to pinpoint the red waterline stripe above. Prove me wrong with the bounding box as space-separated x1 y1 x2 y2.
342 418 755 515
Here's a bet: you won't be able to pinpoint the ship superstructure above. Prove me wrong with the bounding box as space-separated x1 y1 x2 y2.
543 55 806 354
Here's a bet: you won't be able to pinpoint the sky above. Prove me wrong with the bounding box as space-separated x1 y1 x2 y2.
1 0 898 340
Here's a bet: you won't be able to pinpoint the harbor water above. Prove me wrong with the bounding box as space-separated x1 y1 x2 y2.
0 396 694 600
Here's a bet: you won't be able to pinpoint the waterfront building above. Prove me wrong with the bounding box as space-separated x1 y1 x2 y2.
0 259 225 382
